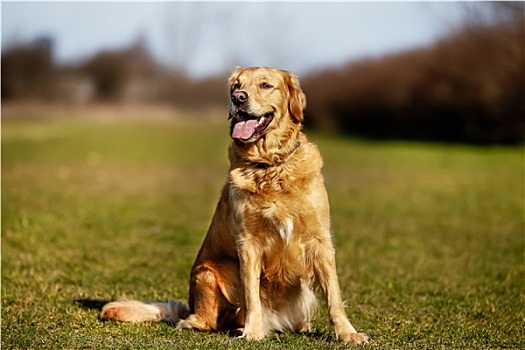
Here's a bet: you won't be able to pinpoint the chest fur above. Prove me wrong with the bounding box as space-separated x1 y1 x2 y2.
227 141 323 245
229 182 301 242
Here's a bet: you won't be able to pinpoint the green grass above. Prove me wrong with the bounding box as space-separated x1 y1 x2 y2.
2 108 524 349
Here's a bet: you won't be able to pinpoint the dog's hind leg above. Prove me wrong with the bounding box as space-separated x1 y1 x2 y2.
177 266 241 332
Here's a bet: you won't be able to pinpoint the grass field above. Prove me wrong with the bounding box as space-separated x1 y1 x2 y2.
2 105 524 349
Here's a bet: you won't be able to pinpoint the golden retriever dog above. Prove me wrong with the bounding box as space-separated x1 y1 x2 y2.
100 67 368 345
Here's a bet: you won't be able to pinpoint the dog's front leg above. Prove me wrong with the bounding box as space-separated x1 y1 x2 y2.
313 238 368 345
238 239 265 341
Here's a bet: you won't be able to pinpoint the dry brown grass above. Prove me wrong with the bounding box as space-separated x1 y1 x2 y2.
2 101 226 123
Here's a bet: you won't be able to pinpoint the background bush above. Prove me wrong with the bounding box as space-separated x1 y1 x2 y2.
302 19 524 144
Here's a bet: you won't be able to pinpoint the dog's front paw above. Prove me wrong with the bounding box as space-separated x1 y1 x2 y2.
240 330 265 341
240 323 265 341
338 332 369 345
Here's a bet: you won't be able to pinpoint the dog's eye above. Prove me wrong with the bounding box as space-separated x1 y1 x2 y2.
260 82 273 89
233 82 241 90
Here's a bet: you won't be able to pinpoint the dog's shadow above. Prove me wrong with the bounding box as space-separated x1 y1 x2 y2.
75 299 108 312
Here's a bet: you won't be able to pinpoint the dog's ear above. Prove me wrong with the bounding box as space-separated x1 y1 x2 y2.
285 72 306 123
228 66 244 90
228 67 244 119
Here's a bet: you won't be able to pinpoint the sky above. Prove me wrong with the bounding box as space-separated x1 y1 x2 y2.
2 2 471 78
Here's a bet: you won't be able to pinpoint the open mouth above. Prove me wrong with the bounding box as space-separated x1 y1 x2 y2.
230 111 274 141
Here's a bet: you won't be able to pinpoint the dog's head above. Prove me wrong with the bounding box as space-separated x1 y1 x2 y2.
228 67 306 143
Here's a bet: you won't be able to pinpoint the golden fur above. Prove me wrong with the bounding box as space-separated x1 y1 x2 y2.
100 67 368 344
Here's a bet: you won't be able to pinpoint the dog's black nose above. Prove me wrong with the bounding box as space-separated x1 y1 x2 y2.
231 91 248 105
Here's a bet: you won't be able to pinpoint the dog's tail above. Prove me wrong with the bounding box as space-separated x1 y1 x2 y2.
100 299 190 324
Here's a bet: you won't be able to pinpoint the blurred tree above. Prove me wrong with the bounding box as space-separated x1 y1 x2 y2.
459 1 524 28
81 37 162 102
2 37 55 100
163 3 291 77
164 2 205 75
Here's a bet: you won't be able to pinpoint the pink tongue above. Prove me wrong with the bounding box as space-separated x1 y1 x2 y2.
232 119 258 139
